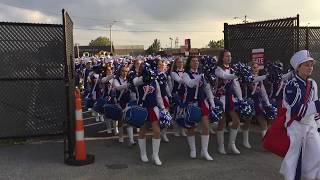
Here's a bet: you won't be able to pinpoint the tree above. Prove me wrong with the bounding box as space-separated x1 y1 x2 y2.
146 39 161 55
208 39 224 48
89 36 111 46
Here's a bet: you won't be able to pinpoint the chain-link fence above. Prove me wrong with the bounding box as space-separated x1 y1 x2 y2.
0 10 74 139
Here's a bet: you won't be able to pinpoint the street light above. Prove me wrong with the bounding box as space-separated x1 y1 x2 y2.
234 14 248 23
169 37 173 49
108 20 118 53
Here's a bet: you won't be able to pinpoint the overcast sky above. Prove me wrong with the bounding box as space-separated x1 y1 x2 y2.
0 0 319 49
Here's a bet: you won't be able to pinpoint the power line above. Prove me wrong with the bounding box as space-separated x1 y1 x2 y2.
74 27 217 33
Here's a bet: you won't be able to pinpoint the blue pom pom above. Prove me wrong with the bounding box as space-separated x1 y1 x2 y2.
233 62 254 84
200 55 217 85
209 99 224 123
265 62 283 83
236 99 254 119
159 109 173 129
264 105 277 120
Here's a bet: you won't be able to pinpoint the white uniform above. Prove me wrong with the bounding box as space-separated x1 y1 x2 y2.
280 74 320 180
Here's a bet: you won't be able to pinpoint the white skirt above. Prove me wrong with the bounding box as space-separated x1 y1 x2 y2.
280 121 320 180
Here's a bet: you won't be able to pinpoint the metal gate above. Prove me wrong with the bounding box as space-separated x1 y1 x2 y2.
224 16 299 68
0 10 74 139
224 14 320 81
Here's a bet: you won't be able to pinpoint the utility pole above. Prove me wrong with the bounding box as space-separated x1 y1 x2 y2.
109 20 118 53
169 37 173 49
234 14 248 23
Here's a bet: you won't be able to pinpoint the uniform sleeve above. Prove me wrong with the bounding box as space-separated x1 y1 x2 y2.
232 79 243 100
214 67 237 80
260 82 271 106
253 75 267 83
167 75 173 92
182 72 200 88
133 76 144 86
203 81 215 108
156 80 165 109
283 80 320 122
165 83 172 97
113 79 128 91
101 75 113 83
170 72 183 83
281 71 294 82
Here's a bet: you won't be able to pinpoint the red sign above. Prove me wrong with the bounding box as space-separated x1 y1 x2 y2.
185 39 191 51
252 48 264 69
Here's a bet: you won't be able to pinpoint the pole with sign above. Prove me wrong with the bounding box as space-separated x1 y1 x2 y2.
185 39 191 56
252 48 264 69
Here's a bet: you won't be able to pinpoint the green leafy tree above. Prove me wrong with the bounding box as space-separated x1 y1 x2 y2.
146 39 161 55
208 39 224 48
89 36 111 46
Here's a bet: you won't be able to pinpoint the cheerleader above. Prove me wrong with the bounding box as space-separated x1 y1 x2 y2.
133 64 166 166
113 65 136 145
170 57 187 137
83 59 92 95
101 65 114 132
247 61 273 139
182 56 216 161
156 59 172 142
214 50 243 154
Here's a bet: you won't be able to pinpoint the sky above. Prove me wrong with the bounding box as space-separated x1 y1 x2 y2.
0 0 319 49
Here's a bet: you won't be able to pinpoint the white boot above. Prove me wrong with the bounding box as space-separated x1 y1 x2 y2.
95 112 100 122
127 126 136 146
261 130 267 138
99 114 105 122
106 120 112 134
138 138 149 162
152 138 162 166
161 129 170 143
217 130 226 154
187 136 197 158
118 127 124 143
228 129 240 154
209 124 216 134
173 126 181 137
200 135 213 161
242 130 252 149
113 121 119 135
181 128 187 137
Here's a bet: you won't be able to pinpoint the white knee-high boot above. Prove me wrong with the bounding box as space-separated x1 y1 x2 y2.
127 126 135 145
161 128 170 142
217 130 226 154
200 135 213 160
118 126 124 143
228 129 240 154
113 121 119 135
242 129 251 149
242 130 251 149
261 130 267 138
152 138 162 166
105 119 112 134
138 138 148 162
187 136 196 158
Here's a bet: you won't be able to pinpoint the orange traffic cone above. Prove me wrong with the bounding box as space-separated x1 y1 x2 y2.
75 88 87 160
65 88 94 166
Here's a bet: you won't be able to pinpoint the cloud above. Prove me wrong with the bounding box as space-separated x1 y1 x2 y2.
0 0 320 48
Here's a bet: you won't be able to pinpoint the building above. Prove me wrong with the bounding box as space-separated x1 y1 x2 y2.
74 45 111 57
114 45 145 56
163 46 223 57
